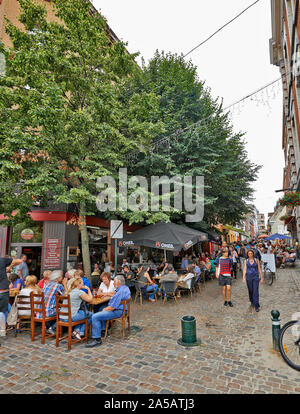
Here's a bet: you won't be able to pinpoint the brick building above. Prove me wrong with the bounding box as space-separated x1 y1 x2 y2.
0 0 138 276
270 0 300 240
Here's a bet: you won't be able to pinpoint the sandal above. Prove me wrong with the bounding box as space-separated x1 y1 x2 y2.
72 330 81 340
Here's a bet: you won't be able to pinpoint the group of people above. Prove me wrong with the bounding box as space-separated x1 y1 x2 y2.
212 237 298 312
0 256 131 348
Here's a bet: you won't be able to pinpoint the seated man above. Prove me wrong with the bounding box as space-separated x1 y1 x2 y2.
86 275 131 347
122 265 136 289
282 249 296 267
159 264 178 283
191 261 202 282
37 270 65 334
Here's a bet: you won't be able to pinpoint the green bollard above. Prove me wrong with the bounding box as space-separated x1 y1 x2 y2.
271 310 281 351
177 315 201 347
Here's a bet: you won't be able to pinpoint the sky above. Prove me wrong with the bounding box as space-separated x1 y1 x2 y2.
92 0 284 225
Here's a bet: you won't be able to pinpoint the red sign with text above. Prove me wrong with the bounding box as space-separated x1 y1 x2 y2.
44 238 61 269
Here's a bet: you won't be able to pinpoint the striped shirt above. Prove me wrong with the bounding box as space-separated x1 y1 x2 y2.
36 281 65 318
218 258 232 276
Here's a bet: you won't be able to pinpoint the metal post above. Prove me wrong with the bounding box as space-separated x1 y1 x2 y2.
271 310 281 351
114 238 118 277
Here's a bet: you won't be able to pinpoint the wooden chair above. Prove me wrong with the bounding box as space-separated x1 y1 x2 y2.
133 280 157 304
55 294 88 351
161 280 178 304
104 298 130 340
14 294 32 337
178 276 195 297
30 292 57 344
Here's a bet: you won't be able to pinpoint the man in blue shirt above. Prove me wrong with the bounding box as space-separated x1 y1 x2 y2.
192 261 202 282
181 254 189 270
16 254 29 280
86 275 131 347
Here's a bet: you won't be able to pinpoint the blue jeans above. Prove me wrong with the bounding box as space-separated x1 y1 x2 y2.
4 303 11 322
61 310 93 335
246 275 260 308
147 284 159 300
91 310 123 339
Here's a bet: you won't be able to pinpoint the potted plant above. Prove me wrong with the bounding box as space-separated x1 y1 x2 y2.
279 192 300 207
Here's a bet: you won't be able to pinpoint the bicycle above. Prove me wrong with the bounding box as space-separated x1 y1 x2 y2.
279 317 300 371
262 261 274 286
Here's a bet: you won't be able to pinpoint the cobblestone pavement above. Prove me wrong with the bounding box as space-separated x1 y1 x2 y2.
1 266 300 395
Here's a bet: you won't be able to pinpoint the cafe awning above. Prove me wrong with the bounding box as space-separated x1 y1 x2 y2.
118 221 208 251
222 224 248 236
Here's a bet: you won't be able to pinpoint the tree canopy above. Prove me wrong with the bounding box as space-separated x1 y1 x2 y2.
124 51 260 227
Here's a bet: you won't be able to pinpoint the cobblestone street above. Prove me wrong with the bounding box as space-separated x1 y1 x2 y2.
1 266 300 395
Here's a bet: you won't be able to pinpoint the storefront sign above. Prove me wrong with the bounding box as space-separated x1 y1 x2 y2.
110 220 123 239
44 238 61 269
21 229 34 240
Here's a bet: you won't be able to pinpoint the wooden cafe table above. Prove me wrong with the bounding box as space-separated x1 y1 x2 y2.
90 295 111 311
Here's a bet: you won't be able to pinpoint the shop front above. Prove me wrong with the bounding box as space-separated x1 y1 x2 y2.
0 210 141 277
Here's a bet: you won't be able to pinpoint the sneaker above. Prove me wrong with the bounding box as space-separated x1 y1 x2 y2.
255 307 260 312
224 301 228 306
228 301 234 307
85 338 102 348
47 327 56 335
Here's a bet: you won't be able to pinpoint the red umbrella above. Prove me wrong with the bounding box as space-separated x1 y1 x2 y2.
258 234 269 239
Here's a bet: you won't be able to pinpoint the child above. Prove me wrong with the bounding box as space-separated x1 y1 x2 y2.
216 248 233 307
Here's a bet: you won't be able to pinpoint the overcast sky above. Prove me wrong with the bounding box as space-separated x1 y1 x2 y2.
92 0 284 224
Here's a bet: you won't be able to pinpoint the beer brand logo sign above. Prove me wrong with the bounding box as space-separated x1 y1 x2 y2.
119 241 134 247
155 242 161 247
184 240 193 249
159 242 174 249
21 229 34 240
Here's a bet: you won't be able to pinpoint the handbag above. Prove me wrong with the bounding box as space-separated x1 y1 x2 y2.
7 296 18 326
79 300 89 316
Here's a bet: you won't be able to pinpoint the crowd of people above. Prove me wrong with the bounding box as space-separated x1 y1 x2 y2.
0 237 297 345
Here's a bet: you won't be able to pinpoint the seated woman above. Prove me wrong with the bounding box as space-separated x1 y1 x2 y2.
97 272 115 298
138 265 159 303
9 273 25 294
17 275 41 317
37 270 52 289
91 263 101 276
176 265 195 298
62 278 93 340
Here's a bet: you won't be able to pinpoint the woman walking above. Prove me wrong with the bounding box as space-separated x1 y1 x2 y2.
243 249 263 312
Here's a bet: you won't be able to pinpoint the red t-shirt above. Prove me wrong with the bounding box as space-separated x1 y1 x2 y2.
37 278 45 289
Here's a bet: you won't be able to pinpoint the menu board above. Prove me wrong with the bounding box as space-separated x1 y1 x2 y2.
44 238 61 269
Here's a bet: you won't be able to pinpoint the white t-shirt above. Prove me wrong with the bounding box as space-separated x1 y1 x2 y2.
99 280 115 293
178 273 194 289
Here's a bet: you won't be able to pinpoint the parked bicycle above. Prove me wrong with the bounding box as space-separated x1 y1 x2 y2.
262 261 274 286
279 315 300 371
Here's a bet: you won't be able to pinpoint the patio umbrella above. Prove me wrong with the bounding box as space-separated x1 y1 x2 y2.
258 234 269 239
265 233 291 240
118 221 208 252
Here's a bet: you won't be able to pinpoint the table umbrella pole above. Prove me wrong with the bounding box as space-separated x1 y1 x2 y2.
164 249 166 262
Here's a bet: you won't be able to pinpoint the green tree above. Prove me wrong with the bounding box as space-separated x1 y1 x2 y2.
124 51 260 228
0 0 162 277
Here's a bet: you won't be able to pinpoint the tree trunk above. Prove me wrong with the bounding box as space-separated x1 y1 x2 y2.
79 200 91 281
